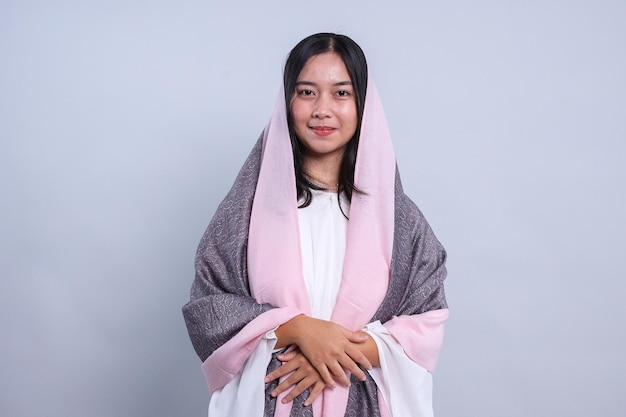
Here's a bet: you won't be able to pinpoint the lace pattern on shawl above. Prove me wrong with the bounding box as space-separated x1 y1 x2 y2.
182 137 274 361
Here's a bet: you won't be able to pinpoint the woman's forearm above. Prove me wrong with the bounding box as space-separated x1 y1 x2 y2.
276 316 380 367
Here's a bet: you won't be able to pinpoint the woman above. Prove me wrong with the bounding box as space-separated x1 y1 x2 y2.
183 33 448 417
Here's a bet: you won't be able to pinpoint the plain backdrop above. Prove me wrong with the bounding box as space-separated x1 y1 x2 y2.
1 1 625 416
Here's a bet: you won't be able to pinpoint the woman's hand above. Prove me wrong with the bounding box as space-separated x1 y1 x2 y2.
274 315 372 387
264 348 325 406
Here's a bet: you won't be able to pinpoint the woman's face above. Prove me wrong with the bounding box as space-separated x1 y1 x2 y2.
290 52 358 164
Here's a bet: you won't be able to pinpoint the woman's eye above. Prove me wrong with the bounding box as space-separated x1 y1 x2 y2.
298 89 314 96
336 90 351 97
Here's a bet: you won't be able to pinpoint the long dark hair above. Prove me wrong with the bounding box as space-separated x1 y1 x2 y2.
283 33 368 209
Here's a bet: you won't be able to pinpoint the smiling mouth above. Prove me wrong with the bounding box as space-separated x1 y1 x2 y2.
311 126 335 136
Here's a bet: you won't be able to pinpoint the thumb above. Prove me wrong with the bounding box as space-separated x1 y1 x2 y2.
277 350 298 361
344 329 369 343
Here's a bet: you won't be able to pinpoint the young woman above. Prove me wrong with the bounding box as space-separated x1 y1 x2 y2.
183 33 449 417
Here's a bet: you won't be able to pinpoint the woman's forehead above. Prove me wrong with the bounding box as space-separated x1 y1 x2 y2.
297 53 351 84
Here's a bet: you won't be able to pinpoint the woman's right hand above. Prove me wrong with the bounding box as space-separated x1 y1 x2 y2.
264 348 326 406
274 315 372 387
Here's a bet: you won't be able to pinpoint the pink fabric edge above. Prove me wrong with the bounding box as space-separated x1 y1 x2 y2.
201 306 303 393
329 80 396 331
383 308 449 373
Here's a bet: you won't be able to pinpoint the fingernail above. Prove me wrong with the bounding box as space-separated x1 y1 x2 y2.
271 391 277 397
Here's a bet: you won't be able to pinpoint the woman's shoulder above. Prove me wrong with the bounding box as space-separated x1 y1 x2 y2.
393 176 426 226
393 178 443 248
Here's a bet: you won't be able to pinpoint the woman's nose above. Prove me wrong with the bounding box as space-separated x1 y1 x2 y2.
312 94 332 118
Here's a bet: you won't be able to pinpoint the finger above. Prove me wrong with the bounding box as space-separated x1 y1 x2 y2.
271 372 301 397
265 361 298 383
303 381 326 407
328 361 351 387
341 358 367 382
340 349 369 381
307 359 336 387
346 345 372 370
277 350 298 362
282 377 316 403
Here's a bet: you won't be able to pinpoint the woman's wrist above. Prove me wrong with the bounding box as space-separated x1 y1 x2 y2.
274 314 307 349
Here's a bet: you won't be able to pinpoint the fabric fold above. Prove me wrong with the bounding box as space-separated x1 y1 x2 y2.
201 306 304 393
366 321 435 417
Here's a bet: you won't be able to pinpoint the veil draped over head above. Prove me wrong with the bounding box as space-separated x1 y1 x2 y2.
248 79 395 327
247 78 396 415
183 76 448 417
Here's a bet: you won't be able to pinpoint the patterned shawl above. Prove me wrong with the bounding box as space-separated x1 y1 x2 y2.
183 80 448 416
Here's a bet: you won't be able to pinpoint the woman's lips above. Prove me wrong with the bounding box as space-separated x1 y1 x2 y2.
311 126 335 136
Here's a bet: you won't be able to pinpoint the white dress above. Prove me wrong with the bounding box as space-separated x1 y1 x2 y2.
207 190 434 417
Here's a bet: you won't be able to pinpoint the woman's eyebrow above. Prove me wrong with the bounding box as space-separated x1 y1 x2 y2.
295 80 353 87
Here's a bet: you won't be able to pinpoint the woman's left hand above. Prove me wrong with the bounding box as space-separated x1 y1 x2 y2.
264 348 327 407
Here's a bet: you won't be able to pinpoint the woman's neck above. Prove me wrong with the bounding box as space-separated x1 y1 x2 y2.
303 154 342 189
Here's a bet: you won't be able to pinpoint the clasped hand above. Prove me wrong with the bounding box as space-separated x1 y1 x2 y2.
265 315 373 406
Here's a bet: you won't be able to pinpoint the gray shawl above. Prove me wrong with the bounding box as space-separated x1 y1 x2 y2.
182 135 447 416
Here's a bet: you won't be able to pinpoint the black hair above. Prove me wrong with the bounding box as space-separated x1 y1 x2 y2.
283 33 368 211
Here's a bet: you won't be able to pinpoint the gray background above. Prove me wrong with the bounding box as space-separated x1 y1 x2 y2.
1 1 624 416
